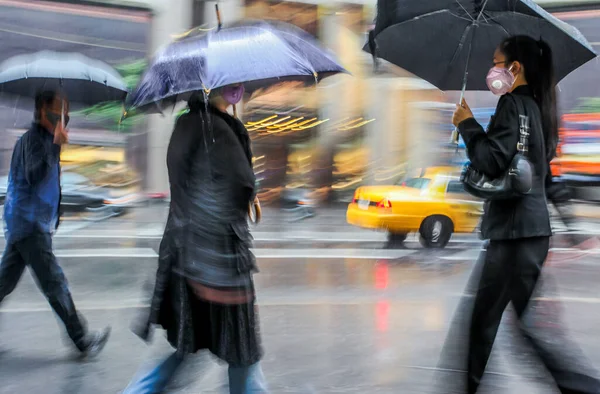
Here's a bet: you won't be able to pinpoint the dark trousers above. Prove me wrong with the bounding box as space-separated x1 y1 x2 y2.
0 232 87 350
468 236 600 394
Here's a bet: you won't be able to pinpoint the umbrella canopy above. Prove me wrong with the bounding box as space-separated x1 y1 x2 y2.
366 0 597 91
128 19 347 113
0 51 128 107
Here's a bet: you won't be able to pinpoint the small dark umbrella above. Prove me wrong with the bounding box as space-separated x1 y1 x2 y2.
366 0 596 142
128 19 347 114
0 51 128 108
366 0 596 91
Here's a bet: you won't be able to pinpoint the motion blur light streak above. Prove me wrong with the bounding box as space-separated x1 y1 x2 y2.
286 117 317 129
338 118 375 131
331 178 363 190
246 115 278 126
265 117 304 128
291 118 329 130
245 115 370 134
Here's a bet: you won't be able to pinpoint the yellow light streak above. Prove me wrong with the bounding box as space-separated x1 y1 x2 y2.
266 117 304 129
332 178 363 190
260 116 291 127
291 119 330 130
339 119 376 131
246 115 278 126
336 118 363 129
287 118 317 128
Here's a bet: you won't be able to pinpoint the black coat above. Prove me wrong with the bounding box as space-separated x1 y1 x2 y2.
134 107 259 362
459 85 552 240
166 106 257 288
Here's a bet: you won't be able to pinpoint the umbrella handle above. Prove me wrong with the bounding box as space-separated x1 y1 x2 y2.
451 27 474 146
215 4 222 30
450 80 467 145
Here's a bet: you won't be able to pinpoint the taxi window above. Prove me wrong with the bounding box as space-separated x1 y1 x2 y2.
446 180 466 194
400 177 431 189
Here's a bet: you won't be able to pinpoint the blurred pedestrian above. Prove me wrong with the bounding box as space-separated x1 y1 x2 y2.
546 170 577 229
124 85 268 394
452 36 600 393
0 90 111 356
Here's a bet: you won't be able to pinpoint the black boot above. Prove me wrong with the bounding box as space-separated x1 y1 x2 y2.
77 326 111 359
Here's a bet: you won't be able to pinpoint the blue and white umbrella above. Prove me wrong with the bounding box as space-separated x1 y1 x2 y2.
128 19 347 114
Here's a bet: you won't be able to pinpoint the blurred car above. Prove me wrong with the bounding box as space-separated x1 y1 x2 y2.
280 187 315 221
551 114 600 201
346 167 483 248
0 172 139 219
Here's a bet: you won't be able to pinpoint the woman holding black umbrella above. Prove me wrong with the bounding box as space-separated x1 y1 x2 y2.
124 85 268 394
452 35 600 394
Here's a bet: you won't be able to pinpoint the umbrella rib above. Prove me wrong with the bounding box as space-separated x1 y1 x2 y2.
447 24 473 73
482 13 511 36
475 0 490 22
479 12 489 24
454 0 475 21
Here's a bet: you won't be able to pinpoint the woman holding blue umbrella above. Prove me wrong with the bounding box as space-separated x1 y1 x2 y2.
124 83 268 394
122 18 346 394
452 35 600 394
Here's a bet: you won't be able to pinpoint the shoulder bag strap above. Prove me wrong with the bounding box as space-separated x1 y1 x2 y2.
507 93 531 157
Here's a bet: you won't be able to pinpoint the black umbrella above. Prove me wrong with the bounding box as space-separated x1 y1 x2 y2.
366 0 597 92
0 51 128 108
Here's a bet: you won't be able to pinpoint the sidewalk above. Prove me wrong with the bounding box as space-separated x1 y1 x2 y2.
132 204 354 232
38 203 600 247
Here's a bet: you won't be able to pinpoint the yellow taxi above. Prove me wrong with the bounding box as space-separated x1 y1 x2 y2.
346 167 483 248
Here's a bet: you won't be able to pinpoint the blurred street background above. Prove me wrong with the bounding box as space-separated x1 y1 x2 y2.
1 0 600 393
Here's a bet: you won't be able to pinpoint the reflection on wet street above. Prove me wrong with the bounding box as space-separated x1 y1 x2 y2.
1 217 600 393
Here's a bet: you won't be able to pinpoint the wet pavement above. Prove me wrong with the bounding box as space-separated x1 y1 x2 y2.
1 216 600 393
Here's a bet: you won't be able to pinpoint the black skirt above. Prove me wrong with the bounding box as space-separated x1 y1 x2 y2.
155 228 262 367
187 286 263 367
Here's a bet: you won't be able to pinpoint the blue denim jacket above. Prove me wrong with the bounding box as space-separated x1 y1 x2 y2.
4 123 61 244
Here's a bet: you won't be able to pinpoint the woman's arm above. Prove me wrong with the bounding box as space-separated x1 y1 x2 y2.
459 97 520 178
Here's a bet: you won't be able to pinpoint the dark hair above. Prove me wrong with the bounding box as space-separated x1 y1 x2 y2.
188 92 205 113
499 36 558 160
34 90 59 121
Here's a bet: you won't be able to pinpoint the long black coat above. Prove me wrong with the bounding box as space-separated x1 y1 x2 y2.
459 85 552 240
134 106 258 361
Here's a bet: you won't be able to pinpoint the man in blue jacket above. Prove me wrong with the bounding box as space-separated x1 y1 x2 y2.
0 90 110 356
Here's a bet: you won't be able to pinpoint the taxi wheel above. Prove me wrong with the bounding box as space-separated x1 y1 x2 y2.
419 216 453 249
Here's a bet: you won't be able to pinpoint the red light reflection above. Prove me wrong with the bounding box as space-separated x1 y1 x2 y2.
376 300 390 332
375 261 389 290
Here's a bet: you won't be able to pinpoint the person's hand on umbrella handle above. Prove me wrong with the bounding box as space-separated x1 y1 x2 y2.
452 98 474 127
248 196 262 224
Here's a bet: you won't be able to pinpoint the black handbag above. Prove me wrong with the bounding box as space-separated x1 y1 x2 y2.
461 94 534 200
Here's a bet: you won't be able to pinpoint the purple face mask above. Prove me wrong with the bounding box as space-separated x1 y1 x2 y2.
486 66 515 96
221 84 245 105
